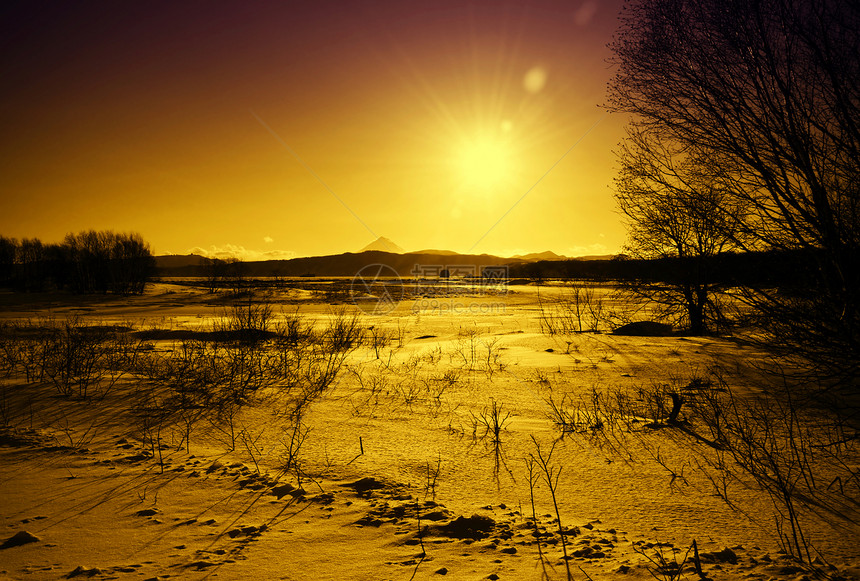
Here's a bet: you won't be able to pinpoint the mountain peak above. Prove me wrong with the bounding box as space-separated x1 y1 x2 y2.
359 236 404 253
512 250 566 261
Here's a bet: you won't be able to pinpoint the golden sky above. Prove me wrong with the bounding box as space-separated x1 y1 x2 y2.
1 0 627 259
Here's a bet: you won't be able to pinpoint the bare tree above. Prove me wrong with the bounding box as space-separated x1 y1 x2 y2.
602 0 860 566
607 0 860 383
0 236 16 286
108 231 154 294
225 257 247 295
16 238 48 292
63 230 153 295
615 127 746 333
205 257 227 293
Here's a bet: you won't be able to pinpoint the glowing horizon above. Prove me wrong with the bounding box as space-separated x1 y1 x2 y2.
0 1 628 260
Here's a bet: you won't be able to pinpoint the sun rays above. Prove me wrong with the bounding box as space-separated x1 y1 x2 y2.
453 133 515 192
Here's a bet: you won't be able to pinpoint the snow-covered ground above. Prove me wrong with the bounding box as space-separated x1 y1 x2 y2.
1 282 858 580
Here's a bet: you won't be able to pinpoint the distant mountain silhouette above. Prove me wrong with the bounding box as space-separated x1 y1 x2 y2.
155 254 209 269
573 254 615 261
512 250 567 261
407 249 460 256
359 237 404 253
157 250 525 278
154 249 812 288
154 247 613 278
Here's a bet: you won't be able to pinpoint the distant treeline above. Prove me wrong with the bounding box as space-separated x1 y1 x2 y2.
0 230 154 294
507 249 821 288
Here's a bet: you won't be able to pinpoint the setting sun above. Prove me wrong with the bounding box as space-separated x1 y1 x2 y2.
454 136 515 191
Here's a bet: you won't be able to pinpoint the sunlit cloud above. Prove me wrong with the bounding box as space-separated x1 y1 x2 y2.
187 245 297 261
263 236 274 243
